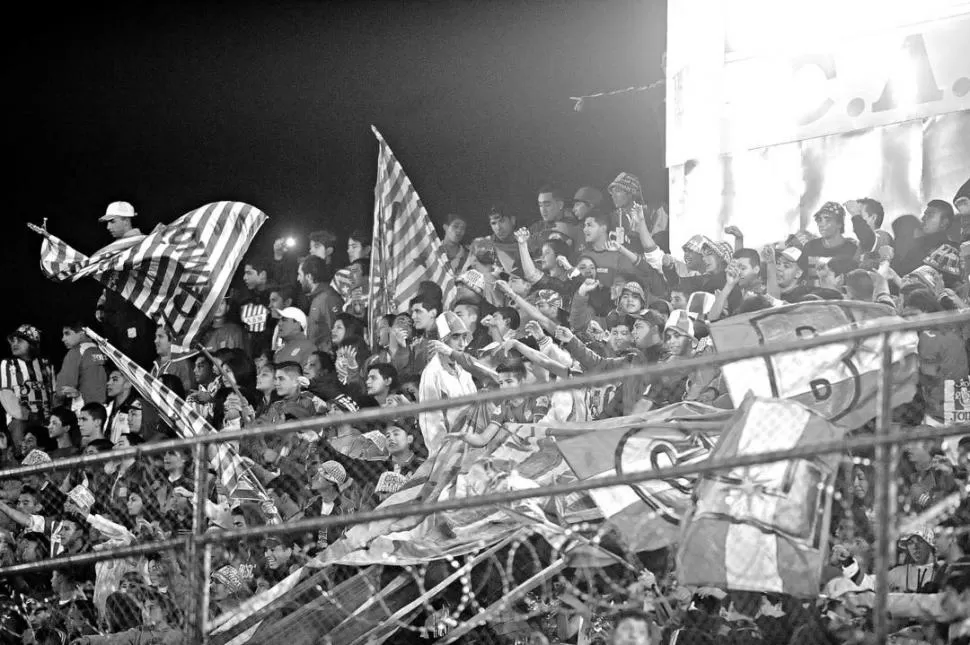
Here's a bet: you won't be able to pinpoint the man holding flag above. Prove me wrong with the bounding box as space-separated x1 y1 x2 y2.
29 200 267 356
97 201 154 366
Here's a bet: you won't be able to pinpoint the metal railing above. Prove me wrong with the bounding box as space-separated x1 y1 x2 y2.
2 308 968 644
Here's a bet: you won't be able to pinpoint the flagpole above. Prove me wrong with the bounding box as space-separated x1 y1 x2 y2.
186 441 211 643
872 333 896 644
367 126 385 348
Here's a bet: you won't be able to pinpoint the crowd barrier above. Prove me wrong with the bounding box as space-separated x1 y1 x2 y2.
1 309 968 644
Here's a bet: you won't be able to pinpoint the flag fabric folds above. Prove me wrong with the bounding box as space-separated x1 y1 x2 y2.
30 201 266 349
319 402 728 566
555 402 729 553
367 126 456 341
321 416 572 566
677 395 845 597
709 300 919 429
86 328 280 523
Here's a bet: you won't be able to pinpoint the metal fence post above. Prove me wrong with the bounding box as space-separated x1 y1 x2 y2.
872 332 895 643
186 440 210 643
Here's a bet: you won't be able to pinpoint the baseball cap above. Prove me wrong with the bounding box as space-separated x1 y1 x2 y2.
99 201 137 222
779 247 802 264
276 307 308 332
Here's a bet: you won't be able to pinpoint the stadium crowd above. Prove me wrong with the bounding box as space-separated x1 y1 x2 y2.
1 175 969 645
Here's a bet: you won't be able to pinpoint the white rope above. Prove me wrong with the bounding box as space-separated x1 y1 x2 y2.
569 79 665 112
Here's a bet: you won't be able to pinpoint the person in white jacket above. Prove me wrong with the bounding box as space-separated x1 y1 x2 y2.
418 312 477 455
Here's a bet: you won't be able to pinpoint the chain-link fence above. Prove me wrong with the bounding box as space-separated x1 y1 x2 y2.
1 310 968 645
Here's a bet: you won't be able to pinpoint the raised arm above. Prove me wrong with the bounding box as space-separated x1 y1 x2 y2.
762 246 781 299
494 280 559 334
708 261 740 321
514 228 544 283
0 499 38 529
429 341 500 385
556 326 624 372
568 280 601 332
724 226 745 252
506 336 570 379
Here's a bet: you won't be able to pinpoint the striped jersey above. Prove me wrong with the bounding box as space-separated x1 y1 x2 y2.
0 356 56 423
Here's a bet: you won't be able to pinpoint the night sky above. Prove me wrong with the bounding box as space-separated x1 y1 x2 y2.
7 0 666 361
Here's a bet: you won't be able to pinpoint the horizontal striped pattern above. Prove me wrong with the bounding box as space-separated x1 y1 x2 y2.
86 328 280 524
30 202 266 349
367 127 456 341
710 300 919 429
677 395 845 597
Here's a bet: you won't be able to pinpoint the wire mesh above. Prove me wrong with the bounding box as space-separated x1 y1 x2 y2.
0 311 967 645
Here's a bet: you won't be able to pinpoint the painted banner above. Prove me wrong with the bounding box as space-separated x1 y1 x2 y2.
667 2 970 164
318 402 729 566
668 111 970 250
665 0 970 250
677 395 845 597
709 300 919 429
556 402 729 553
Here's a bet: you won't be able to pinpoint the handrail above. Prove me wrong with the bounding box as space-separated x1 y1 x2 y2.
1 421 965 577
2 308 964 479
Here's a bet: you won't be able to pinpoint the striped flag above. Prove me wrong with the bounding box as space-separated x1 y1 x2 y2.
677 395 845 597
367 127 456 342
710 300 919 429
85 327 281 524
30 201 266 349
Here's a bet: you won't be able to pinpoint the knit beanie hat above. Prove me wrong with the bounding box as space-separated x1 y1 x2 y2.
713 242 735 265
682 234 717 256
814 201 846 222
317 460 348 487
608 172 643 201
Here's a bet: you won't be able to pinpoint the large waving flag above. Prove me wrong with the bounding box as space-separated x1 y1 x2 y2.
677 395 845 597
86 328 280 523
30 201 266 349
367 127 456 342
556 402 729 552
710 300 919 429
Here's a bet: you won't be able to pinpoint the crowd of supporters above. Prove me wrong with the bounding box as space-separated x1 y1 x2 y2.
1 175 969 644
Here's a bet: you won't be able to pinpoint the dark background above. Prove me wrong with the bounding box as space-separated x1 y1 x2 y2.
6 0 667 362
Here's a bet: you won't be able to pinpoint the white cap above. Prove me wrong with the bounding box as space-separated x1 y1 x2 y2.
276 307 307 332
99 201 137 222
435 311 469 339
779 247 802 264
